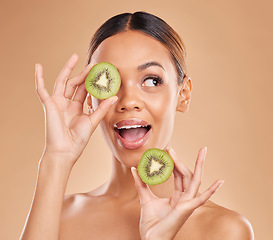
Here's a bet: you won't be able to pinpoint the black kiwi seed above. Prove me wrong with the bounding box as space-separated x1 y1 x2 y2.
85 62 121 99
138 148 174 185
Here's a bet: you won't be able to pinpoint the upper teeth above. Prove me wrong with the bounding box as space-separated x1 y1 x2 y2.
118 125 146 130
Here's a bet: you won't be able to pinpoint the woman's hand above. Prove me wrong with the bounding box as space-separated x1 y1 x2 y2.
131 147 224 240
35 53 117 166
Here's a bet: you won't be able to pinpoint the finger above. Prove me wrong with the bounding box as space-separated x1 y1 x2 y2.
73 83 88 104
170 169 184 207
131 167 155 205
191 180 224 209
167 147 192 192
188 147 207 197
65 62 93 99
53 53 79 96
173 168 183 192
87 96 118 131
35 63 50 103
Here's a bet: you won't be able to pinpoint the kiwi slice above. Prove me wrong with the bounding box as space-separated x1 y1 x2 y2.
85 62 121 99
138 148 174 185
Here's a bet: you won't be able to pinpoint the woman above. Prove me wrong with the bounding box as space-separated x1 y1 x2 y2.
20 12 254 239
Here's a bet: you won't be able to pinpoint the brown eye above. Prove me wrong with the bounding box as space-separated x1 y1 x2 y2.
142 77 163 87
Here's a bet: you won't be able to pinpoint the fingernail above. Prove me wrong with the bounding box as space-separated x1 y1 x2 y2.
168 147 175 154
203 147 207 157
216 180 224 191
131 167 137 176
35 63 39 74
110 96 118 105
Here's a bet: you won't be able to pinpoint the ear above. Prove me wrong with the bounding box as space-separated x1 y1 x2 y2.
176 76 192 112
87 93 100 110
86 93 92 108
86 93 94 114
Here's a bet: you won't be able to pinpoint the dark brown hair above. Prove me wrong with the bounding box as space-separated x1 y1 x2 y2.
87 11 187 84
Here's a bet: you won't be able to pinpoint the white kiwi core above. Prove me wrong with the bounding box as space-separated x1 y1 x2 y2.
96 72 109 88
149 159 164 174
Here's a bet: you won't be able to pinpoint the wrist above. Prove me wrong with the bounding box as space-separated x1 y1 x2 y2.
38 153 74 184
40 150 76 170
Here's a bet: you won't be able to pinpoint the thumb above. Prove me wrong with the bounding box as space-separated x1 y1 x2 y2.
88 96 118 131
131 167 155 205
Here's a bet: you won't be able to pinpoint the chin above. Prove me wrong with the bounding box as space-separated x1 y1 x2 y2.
110 142 150 168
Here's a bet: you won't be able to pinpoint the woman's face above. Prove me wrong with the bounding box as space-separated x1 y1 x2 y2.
91 30 183 167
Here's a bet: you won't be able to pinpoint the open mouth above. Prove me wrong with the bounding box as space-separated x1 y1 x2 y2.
114 125 151 142
113 119 152 149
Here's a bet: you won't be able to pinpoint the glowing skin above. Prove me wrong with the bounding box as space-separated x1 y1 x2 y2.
90 30 188 167
21 29 253 240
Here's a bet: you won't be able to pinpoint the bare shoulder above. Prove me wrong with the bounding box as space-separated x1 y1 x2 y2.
61 186 115 221
198 201 254 240
63 192 89 208
59 191 141 239
62 191 102 216
61 193 90 219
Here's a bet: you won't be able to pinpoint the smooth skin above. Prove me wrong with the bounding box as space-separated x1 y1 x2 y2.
20 31 254 240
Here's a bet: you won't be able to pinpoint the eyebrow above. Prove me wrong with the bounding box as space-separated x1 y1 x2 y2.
138 61 165 71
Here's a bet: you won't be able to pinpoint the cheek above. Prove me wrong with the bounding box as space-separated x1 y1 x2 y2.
149 87 177 147
155 102 175 132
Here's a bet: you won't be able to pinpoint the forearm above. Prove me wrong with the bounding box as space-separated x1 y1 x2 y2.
20 155 73 240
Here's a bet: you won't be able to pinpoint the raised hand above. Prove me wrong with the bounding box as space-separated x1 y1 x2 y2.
35 53 117 166
131 147 224 240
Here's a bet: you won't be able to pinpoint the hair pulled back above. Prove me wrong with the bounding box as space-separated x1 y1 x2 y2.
87 11 187 84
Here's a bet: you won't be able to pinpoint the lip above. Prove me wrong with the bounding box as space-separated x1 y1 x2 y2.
113 118 151 150
114 119 150 128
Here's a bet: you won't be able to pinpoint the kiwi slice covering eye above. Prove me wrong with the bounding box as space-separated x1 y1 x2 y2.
85 62 121 99
138 148 174 185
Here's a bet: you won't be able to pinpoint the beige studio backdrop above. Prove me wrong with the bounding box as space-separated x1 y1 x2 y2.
1 0 272 239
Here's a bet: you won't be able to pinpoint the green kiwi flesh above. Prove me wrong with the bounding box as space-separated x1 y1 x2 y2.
85 62 121 99
138 148 174 185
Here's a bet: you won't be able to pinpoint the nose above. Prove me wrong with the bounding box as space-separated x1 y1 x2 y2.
115 82 144 112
